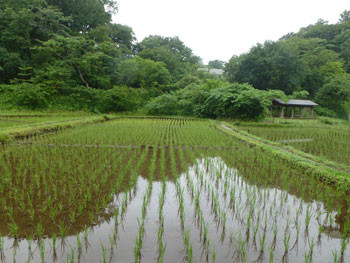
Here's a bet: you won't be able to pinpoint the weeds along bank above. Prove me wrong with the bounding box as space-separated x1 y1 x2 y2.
0 118 349 262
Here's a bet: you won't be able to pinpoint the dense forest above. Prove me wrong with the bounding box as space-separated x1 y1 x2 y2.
0 0 349 119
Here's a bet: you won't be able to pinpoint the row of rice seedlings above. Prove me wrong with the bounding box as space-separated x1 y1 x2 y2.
134 146 158 262
180 147 215 260
157 145 167 262
169 141 195 262
108 147 150 262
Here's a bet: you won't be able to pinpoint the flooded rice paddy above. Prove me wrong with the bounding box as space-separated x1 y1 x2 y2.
0 119 349 262
239 126 350 166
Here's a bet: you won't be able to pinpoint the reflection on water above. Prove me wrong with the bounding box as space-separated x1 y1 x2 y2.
0 148 349 262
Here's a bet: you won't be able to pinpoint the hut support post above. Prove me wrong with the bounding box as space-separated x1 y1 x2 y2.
280 107 284 118
291 107 294 118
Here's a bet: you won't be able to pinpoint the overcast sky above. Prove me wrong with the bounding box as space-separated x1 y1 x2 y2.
112 0 349 64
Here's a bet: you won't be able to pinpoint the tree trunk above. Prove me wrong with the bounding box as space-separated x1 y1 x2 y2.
73 64 90 89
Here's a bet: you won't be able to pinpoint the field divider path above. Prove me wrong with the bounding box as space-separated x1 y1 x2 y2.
217 122 350 192
7 142 234 150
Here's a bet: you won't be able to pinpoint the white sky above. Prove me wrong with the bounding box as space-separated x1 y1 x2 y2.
112 0 349 64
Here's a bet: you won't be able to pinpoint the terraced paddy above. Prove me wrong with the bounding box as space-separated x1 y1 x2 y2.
0 118 349 262
238 125 350 166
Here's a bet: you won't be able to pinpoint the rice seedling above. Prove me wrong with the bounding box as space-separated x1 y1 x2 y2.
40 241 45 263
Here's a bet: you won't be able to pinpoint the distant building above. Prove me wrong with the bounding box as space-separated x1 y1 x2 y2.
272 98 318 118
198 68 224 76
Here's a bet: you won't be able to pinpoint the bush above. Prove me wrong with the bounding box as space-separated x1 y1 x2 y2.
145 94 178 115
0 83 50 109
199 83 268 119
315 106 337 118
96 86 144 113
319 116 333 125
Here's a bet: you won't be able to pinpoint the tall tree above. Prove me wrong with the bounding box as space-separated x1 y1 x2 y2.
137 35 200 82
208 60 225 69
45 0 116 32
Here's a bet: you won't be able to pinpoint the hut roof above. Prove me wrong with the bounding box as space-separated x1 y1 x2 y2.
273 98 286 106
287 100 318 107
273 98 318 107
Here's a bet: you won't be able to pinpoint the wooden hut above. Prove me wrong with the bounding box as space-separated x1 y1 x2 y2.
272 99 318 118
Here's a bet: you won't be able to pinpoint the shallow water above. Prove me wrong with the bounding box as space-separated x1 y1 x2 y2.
0 152 349 263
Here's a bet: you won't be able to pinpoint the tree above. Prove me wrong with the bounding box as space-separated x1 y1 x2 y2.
316 74 350 118
137 35 200 82
225 41 304 94
117 57 172 89
208 60 225 69
339 10 350 23
199 82 267 119
45 0 115 33
32 35 118 89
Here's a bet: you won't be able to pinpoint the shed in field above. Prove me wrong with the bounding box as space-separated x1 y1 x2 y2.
272 98 318 118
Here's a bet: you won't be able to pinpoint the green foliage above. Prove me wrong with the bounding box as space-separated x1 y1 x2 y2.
117 57 172 89
316 73 350 118
289 90 310 99
32 34 118 89
145 81 272 120
319 116 334 125
199 83 267 119
225 41 304 94
0 83 50 109
208 60 225 69
97 86 144 113
137 35 200 82
45 0 114 32
145 94 179 115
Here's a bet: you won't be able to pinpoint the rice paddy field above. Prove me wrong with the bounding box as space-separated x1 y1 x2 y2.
238 123 350 166
0 113 93 130
0 118 350 262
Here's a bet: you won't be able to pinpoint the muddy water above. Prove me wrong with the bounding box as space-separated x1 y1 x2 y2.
0 149 349 263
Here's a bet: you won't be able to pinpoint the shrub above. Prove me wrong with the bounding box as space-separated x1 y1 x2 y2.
97 86 144 113
145 94 178 115
0 83 50 109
